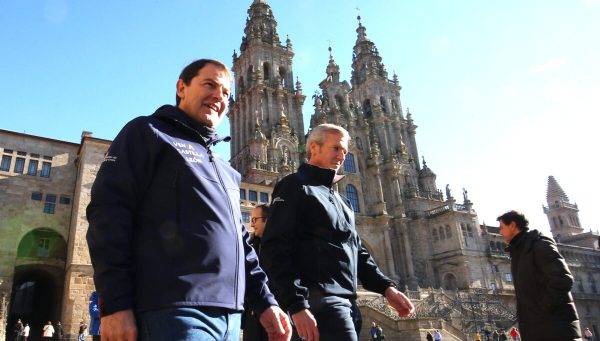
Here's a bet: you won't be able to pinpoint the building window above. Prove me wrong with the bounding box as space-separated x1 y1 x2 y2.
445 225 452 238
505 273 512 282
491 265 499 272
59 196 71 205
438 226 445 240
43 194 56 214
344 153 356 173
37 238 50 257
40 162 52 178
14 157 25 173
432 229 439 242
249 190 257 202
1 155 12 171
27 160 38 176
346 184 360 212
260 192 269 203
242 212 250 223
240 189 246 200
31 192 43 201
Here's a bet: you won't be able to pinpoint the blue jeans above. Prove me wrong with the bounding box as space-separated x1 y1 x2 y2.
137 306 242 341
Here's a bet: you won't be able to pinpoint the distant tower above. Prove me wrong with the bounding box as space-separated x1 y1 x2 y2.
544 175 583 239
229 0 306 184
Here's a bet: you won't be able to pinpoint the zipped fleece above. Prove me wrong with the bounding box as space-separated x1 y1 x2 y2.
260 163 395 314
86 105 277 316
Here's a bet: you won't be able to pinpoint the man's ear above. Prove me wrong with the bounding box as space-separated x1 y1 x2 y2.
176 79 186 99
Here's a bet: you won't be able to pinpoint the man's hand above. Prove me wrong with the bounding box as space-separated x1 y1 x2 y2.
100 309 137 341
259 306 292 341
291 309 319 341
384 286 415 317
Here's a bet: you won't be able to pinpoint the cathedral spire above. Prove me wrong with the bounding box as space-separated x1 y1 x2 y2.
546 175 569 204
241 0 281 51
351 15 388 88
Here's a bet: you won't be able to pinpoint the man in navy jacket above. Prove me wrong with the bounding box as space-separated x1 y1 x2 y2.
87 59 290 341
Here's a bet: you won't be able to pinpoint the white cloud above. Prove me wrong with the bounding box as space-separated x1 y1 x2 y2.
527 57 567 74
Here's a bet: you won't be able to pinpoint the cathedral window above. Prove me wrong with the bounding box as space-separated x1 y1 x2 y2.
491 264 499 272
249 190 258 202
0 154 11 171
260 192 269 203
43 194 56 214
59 196 71 205
504 273 512 282
445 225 452 238
438 226 445 239
240 189 246 200
14 157 25 173
31 192 43 201
343 153 356 173
40 162 52 178
559 216 564 225
432 228 438 242
380 96 387 112
346 184 360 213
263 63 271 83
363 99 372 117
278 66 287 87
27 159 38 176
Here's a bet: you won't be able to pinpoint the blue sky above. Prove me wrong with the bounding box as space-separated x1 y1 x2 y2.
2 0 599 235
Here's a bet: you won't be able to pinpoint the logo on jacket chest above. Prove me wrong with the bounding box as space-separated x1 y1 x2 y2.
172 141 204 164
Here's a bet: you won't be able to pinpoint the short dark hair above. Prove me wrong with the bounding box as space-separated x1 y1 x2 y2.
497 210 529 231
256 204 270 217
175 59 231 105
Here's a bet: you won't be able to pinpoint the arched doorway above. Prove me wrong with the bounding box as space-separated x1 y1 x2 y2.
8 228 67 341
443 273 458 290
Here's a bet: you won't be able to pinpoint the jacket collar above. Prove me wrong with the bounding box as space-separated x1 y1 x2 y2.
153 105 231 148
298 163 345 187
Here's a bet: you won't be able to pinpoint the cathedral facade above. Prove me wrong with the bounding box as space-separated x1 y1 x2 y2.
1 1 599 340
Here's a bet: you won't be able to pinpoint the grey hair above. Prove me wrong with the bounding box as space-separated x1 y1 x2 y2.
305 123 350 159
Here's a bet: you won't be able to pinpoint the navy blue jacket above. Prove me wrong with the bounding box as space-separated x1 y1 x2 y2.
86 105 277 316
260 163 395 314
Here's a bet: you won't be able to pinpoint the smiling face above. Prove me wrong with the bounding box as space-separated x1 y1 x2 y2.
308 131 348 172
176 63 231 128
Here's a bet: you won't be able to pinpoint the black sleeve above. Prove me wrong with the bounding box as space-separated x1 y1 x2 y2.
356 235 396 295
259 176 309 314
533 236 574 312
86 117 157 316
242 221 279 315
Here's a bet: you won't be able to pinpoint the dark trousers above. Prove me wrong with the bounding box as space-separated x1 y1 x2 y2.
300 290 357 341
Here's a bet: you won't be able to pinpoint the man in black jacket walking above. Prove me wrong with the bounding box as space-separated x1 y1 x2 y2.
261 123 414 341
498 210 581 341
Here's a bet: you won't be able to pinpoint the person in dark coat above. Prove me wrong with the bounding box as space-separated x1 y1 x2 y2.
498 210 581 341
261 124 414 341
13 319 24 341
53 321 63 340
242 204 270 341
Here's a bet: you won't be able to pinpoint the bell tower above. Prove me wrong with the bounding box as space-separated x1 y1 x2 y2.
229 0 306 184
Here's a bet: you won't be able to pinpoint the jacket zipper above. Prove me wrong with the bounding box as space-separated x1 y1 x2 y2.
207 147 240 307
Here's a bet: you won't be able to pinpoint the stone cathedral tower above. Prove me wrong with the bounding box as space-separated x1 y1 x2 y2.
544 175 584 239
229 0 306 185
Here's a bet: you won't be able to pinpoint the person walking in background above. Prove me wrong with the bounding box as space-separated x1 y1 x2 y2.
499 330 508 341
22 323 30 341
370 322 383 341
509 327 519 341
89 291 101 341
475 331 482 341
498 210 581 340
434 329 443 341
242 204 271 341
78 321 87 341
426 331 434 341
13 319 24 341
53 321 63 340
42 321 54 340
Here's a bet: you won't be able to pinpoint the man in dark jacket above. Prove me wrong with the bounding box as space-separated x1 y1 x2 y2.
242 204 270 341
86 59 290 341
498 210 581 341
261 124 414 341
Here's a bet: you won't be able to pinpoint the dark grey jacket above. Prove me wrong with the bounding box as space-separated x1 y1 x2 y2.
507 230 581 340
